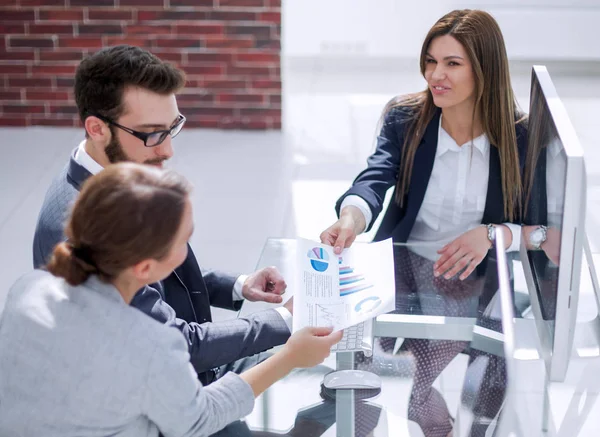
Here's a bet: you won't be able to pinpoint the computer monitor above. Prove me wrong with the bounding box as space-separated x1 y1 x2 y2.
520 65 586 382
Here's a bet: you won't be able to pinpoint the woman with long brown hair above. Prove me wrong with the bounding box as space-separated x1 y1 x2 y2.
320 9 527 437
0 163 341 437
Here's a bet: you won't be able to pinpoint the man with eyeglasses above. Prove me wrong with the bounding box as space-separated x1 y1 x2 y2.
33 45 293 387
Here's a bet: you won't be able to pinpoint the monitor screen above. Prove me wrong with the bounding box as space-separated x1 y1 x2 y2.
522 66 586 381
523 70 567 325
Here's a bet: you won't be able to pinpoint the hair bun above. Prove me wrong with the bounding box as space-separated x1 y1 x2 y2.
70 244 98 273
46 241 94 286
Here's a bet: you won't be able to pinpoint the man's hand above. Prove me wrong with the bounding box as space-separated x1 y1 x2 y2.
242 266 286 303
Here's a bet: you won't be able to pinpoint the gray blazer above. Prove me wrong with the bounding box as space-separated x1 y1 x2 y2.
31 148 291 382
0 271 255 437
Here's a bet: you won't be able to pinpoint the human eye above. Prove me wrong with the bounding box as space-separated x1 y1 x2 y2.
146 130 167 147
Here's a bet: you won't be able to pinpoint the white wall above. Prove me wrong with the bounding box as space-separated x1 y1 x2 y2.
283 0 600 61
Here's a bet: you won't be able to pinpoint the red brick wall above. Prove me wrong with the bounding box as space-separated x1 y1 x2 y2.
0 0 281 129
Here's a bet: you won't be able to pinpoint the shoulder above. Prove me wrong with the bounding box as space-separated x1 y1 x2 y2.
4 270 66 314
36 163 79 238
39 164 78 221
9 270 62 295
381 94 422 126
48 164 78 204
378 94 426 144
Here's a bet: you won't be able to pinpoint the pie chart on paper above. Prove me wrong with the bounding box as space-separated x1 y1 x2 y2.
307 247 330 272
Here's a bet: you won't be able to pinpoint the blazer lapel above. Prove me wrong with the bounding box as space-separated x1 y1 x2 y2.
403 109 442 224
381 108 441 242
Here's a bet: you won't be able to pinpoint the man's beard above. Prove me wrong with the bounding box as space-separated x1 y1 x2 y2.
105 128 169 167
105 132 131 164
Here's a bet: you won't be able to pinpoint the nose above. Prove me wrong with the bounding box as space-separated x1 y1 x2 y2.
431 64 446 82
156 135 174 160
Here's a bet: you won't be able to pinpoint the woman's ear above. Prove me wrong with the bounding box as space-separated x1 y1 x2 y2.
131 259 154 282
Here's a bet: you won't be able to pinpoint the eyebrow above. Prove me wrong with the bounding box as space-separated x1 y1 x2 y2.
425 53 464 61
133 115 180 130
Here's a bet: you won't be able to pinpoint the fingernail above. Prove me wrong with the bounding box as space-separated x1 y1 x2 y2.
434 271 439 277
334 246 341 253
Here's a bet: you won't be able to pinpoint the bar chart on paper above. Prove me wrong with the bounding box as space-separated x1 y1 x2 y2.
338 256 374 297
294 238 396 333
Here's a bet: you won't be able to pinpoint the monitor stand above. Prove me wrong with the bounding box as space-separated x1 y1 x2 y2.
539 233 600 433
581 234 600 329
569 235 600 363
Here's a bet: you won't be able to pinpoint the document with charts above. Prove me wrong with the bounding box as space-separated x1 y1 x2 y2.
292 237 395 333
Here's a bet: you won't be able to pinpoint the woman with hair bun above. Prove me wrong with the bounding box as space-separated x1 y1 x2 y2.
0 162 341 437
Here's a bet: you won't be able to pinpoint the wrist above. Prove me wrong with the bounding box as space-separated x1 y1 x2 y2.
481 224 494 249
341 205 366 235
273 348 296 375
529 225 548 250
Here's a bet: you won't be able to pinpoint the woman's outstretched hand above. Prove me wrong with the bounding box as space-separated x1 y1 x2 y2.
320 206 366 255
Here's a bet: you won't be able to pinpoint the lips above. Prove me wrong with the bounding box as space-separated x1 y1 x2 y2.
431 85 450 95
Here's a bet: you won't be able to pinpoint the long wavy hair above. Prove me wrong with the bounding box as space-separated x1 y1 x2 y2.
385 9 525 221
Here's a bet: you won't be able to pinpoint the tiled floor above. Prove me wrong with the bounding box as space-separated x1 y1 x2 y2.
1 58 600 435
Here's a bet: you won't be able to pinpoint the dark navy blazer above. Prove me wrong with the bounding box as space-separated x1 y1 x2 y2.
335 106 529 243
32 149 291 385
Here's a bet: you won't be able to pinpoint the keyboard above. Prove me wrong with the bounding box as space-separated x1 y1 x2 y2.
331 320 374 356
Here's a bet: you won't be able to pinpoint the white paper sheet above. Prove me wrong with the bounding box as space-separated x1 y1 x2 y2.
292 238 396 333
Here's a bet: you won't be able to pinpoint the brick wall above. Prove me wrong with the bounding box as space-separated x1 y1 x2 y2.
0 0 281 129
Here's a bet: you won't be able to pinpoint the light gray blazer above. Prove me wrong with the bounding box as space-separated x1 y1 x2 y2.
0 271 255 437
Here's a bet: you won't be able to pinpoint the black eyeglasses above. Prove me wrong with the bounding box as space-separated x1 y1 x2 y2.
89 113 186 147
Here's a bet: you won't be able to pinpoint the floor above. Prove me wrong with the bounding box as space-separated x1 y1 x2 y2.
1 57 600 435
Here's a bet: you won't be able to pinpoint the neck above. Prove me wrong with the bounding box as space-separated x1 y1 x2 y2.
441 101 483 144
111 275 142 304
84 139 110 168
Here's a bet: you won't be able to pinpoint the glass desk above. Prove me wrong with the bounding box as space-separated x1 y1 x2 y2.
214 239 547 437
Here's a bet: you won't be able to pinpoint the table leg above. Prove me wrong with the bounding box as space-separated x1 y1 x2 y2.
336 352 356 437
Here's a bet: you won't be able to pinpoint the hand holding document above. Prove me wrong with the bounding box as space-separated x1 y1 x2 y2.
292 238 396 333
